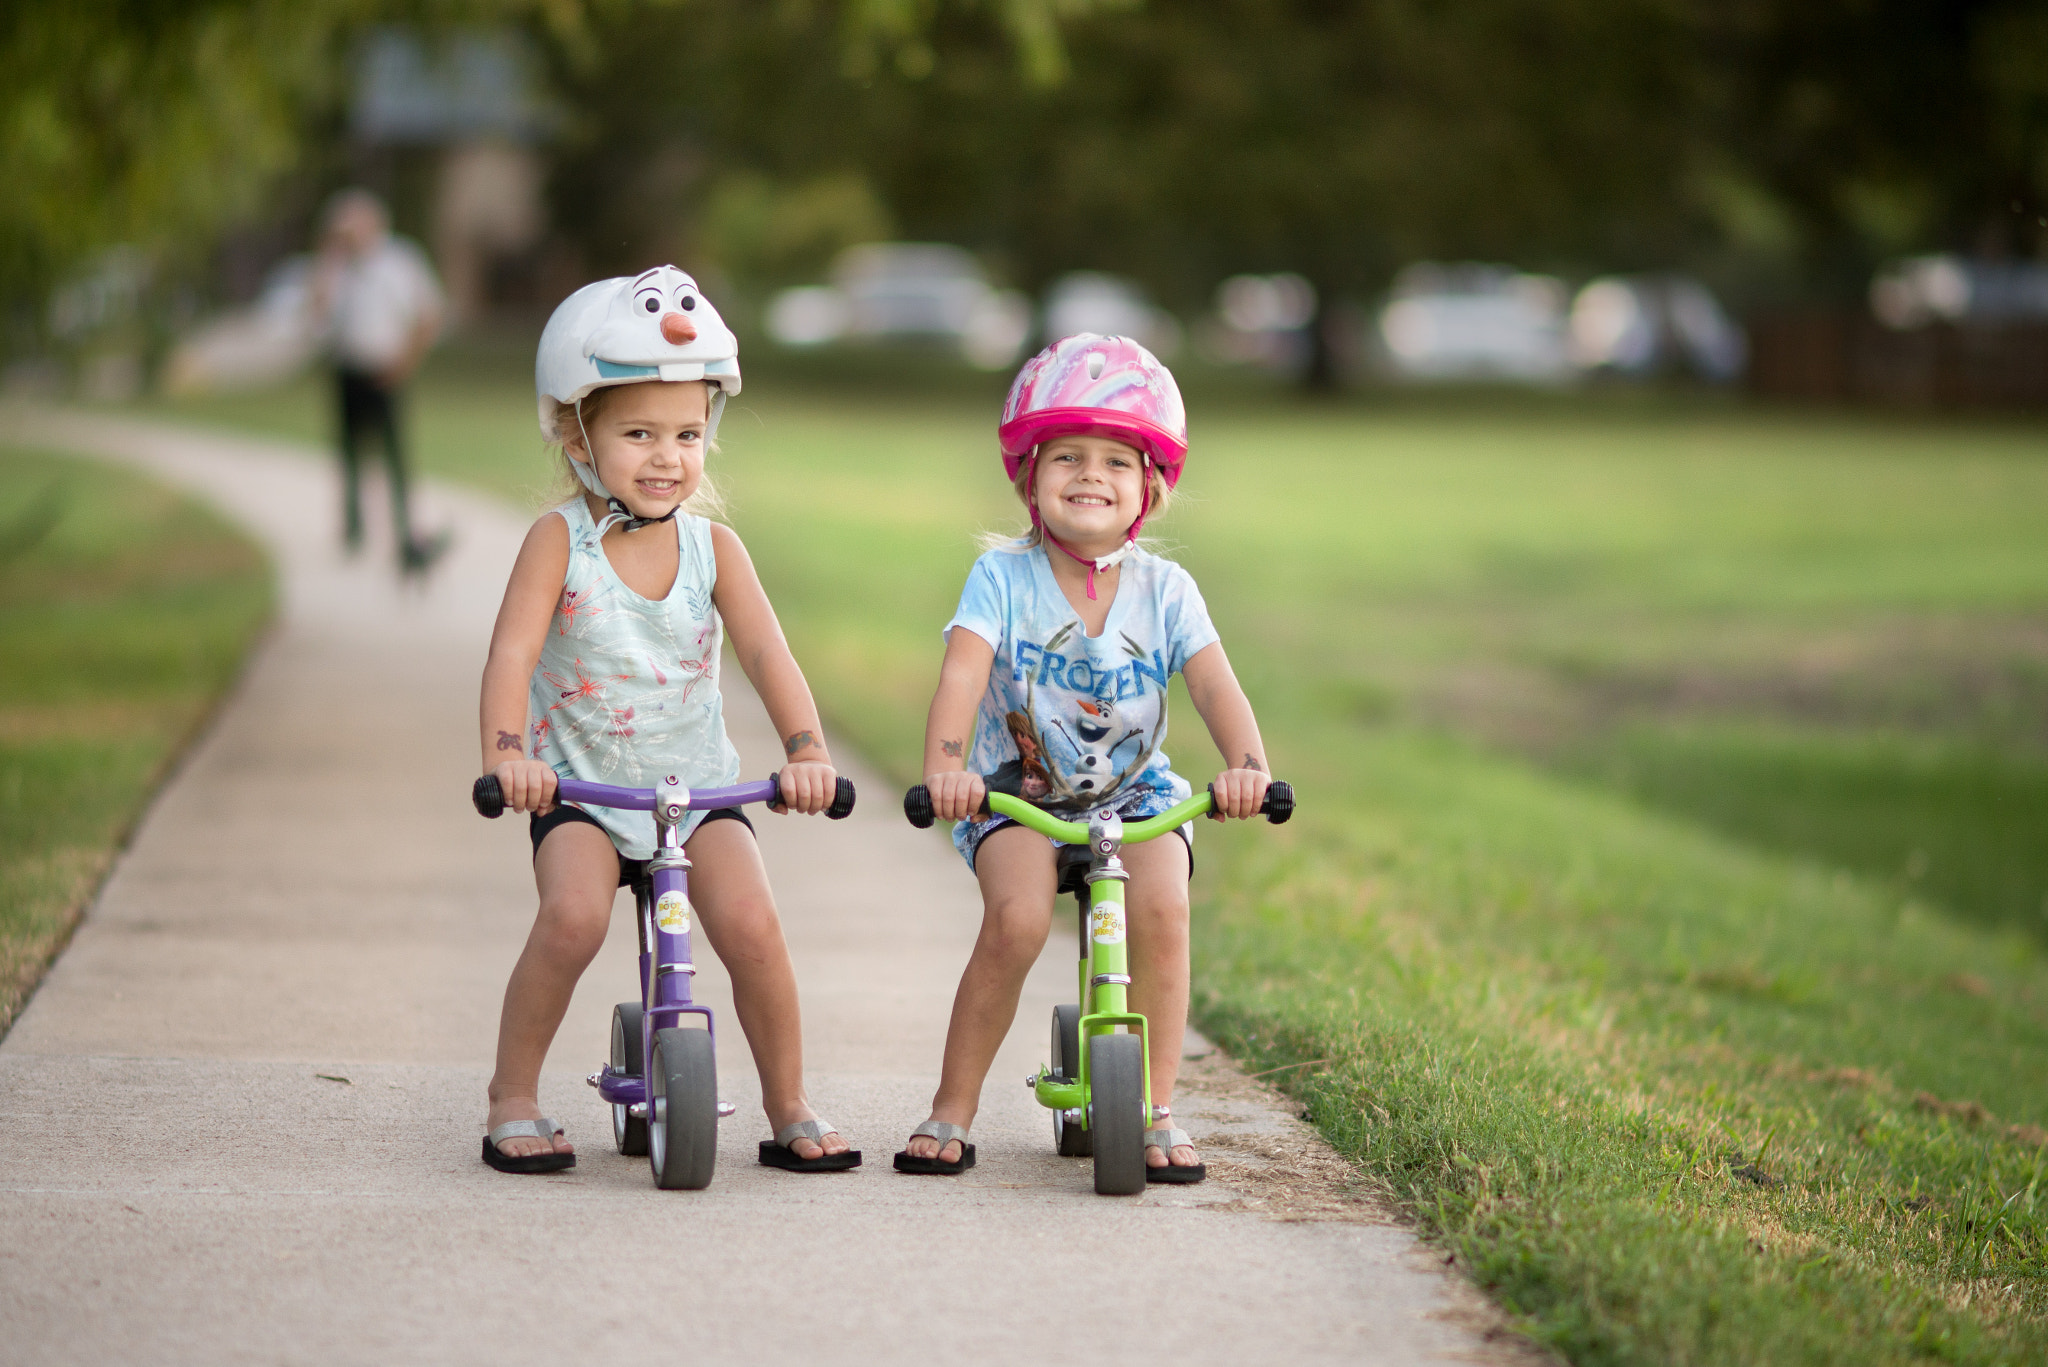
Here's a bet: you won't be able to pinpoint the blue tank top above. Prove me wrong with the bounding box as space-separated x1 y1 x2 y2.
528 498 742 859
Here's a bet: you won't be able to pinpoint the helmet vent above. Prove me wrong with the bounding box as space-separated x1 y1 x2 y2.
1086 352 1105 380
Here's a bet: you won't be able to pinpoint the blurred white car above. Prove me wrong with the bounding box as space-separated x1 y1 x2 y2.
1568 275 1746 382
1870 254 2048 329
766 243 1032 369
1204 272 1317 370
160 256 322 396
1041 272 1182 357
1377 263 1572 383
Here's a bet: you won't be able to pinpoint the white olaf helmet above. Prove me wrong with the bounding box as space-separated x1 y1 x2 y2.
535 266 742 446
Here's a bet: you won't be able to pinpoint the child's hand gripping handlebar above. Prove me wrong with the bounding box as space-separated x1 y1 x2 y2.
472 772 856 820
901 779 1293 838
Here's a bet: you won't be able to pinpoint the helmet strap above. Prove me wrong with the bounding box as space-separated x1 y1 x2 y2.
573 395 682 537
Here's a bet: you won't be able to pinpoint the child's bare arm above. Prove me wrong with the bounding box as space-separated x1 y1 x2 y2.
1182 641 1272 820
923 627 995 821
708 523 836 814
480 515 571 812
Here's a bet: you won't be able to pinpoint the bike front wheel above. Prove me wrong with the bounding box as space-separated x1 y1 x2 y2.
648 1027 718 1190
1051 1004 1092 1157
1089 1032 1146 1195
611 1002 648 1156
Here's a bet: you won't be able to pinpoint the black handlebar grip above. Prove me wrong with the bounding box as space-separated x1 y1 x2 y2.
904 784 935 829
827 777 857 820
472 775 506 819
1261 780 1295 824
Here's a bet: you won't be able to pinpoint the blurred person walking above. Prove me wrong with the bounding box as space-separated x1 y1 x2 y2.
310 188 450 573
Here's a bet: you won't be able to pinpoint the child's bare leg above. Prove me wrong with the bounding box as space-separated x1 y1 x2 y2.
904 824 1056 1163
487 822 619 1157
1123 834 1199 1170
684 818 848 1159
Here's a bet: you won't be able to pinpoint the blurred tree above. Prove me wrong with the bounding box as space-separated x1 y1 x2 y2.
547 0 2048 368
0 0 1098 348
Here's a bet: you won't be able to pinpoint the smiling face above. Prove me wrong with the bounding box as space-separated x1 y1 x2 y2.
1030 433 1148 556
567 381 710 523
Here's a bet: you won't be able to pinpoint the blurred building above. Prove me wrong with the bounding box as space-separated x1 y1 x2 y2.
351 28 557 324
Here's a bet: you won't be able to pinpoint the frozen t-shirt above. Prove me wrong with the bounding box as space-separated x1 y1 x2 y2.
945 543 1221 862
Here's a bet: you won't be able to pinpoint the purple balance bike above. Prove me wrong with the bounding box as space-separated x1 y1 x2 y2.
471 770 855 1189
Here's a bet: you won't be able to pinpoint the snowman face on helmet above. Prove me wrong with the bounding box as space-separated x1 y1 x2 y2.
588 266 716 366
535 266 742 444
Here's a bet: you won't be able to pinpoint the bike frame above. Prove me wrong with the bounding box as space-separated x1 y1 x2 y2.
997 790 1217 1133
563 774 782 1113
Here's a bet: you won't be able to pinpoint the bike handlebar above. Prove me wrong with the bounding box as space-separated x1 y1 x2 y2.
472 772 856 821
902 779 1293 840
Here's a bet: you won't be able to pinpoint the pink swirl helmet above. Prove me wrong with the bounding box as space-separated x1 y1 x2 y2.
998 334 1188 486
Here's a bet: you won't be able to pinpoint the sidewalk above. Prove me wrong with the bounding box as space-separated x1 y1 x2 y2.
0 410 1525 1366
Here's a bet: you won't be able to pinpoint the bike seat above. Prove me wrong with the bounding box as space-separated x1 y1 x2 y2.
1055 844 1092 899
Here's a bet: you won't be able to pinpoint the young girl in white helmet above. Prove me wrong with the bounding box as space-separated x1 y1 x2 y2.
478 267 856 1173
895 335 1272 1182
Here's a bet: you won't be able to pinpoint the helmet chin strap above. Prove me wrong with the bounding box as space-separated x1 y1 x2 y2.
574 397 680 537
1028 448 1151 601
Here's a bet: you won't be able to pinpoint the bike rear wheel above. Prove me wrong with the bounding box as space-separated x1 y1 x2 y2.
1051 1004 1092 1156
611 1002 648 1156
648 1027 718 1190
1089 1032 1146 1195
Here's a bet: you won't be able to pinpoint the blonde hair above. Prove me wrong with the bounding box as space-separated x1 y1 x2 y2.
545 383 728 521
979 448 1176 554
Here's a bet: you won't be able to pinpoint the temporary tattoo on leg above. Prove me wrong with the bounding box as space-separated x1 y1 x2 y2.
496 730 524 753
941 738 964 758
1244 754 1264 772
783 730 818 758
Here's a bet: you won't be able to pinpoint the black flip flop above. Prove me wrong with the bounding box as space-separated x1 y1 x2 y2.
759 1119 862 1172
892 1121 976 1175
1144 1126 1205 1184
482 1118 576 1174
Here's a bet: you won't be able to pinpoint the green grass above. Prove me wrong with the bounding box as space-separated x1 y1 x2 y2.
142 347 2048 1363
0 447 272 1031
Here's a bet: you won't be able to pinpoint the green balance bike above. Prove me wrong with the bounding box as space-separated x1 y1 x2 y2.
903 778 1293 1194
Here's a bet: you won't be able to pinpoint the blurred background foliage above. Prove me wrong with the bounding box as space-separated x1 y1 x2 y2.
5 0 2047 356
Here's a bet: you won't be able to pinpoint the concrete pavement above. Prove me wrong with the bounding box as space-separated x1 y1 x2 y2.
0 409 1531 1366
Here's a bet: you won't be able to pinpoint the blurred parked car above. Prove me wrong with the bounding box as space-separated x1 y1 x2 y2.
1870 254 2048 329
1376 263 1572 383
766 242 1032 369
161 256 321 396
1568 275 1746 382
1203 272 1317 371
1040 272 1182 356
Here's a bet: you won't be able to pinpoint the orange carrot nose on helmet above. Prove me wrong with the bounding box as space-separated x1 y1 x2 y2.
998 334 1188 598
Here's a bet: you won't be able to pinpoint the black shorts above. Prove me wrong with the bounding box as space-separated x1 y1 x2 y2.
529 803 754 888
966 815 1193 880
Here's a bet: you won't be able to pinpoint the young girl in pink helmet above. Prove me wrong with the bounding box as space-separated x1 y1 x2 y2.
895 334 1273 1182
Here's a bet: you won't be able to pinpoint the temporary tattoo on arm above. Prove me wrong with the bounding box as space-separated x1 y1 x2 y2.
496 730 524 754
941 738 964 758
784 730 818 758
1244 754 1264 772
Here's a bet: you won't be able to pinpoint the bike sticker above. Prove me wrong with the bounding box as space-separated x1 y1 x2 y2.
654 891 690 934
1090 902 1126 946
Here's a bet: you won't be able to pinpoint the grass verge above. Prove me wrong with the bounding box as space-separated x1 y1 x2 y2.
143 354 2048 1363
0 446 272 1032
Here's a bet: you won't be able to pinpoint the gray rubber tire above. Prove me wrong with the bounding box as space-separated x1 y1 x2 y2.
649 1027 718 1190
611 1003 649 1156
1052 1004 1092 1157
1089 1032 1147 1196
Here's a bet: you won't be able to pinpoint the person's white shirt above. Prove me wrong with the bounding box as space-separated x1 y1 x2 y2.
325 237 444 373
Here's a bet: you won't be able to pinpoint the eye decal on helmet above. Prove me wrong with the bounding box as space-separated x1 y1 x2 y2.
640 293 662 314
678 293 697 311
